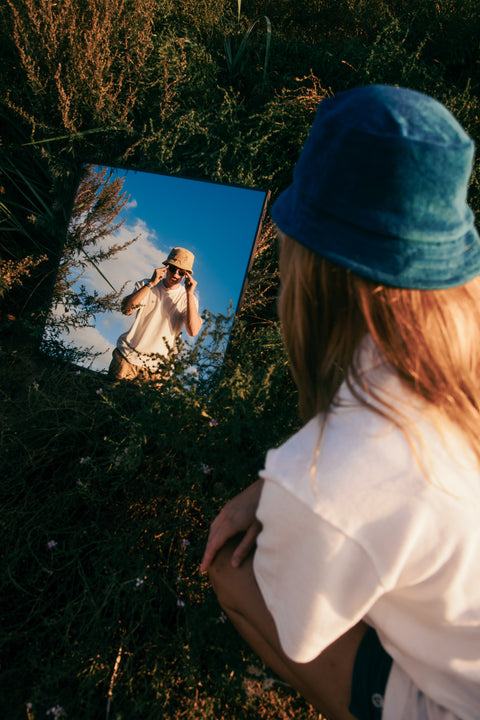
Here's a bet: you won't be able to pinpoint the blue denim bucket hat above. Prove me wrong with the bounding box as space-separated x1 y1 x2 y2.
272 84 480 289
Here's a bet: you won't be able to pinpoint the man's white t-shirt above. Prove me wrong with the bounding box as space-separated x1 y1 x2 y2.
254 338 480 719
117 278 198 369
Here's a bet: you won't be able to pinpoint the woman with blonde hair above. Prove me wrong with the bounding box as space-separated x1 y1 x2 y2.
201 85 480 719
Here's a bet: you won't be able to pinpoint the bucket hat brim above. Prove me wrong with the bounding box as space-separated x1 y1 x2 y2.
273 185 480 290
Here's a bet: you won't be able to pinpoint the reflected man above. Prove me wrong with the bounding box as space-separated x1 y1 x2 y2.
108 247 202 381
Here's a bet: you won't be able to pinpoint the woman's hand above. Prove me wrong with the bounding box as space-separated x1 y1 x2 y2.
200 479 263 574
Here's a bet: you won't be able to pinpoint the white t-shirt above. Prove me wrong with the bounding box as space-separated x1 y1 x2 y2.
117 278 199 369
254 338 480 719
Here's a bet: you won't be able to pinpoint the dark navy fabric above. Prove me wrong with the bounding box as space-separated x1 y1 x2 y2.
272 84 480 289
349 626 393 720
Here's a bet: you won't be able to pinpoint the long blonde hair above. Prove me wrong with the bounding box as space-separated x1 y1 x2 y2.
278 234 480 466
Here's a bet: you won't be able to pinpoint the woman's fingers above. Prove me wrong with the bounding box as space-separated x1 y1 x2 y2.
200 514 232 573
200 480 264 574
231 520 262 568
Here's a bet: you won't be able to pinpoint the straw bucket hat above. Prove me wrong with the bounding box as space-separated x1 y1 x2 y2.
163 247 195 273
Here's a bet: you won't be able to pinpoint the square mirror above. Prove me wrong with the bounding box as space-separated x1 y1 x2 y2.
43 165 269 375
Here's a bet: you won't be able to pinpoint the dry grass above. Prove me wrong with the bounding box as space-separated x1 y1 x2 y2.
4 0 157 133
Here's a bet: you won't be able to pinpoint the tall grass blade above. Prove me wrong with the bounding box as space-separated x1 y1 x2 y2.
262 16 272 83
224 37 234 70
229 16 272 84
21 127 121 147
80 248 118 293
1 164 53 218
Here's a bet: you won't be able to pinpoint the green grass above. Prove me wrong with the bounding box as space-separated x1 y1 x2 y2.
0 317 312 719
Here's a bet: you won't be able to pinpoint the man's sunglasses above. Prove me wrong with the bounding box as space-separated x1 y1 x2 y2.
167 264 187 277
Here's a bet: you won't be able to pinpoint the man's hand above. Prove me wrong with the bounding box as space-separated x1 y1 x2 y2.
121 268 165 314
150 267 166 286
200 479 264 574
184 272 197 294
184 272 202 336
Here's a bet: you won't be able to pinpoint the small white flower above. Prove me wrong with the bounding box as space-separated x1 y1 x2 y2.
46 705 66 718
96 388 103 394
200 463 212 475
181 538 190 549
177 599 185 607
47 540 58 550
79 456 91 464
135 577 144 588
216 611 227 624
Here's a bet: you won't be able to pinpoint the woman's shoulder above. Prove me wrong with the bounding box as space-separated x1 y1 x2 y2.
262 356 480 521
262 343 415 489
262 393 413 506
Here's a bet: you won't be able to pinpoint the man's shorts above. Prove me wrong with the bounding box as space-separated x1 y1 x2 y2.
349 626 393 719
108 348 163 383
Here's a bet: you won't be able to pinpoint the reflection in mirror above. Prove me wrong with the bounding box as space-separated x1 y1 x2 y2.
42 165 269 376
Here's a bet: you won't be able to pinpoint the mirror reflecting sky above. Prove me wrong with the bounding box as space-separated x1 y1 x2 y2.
51 166 269 372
